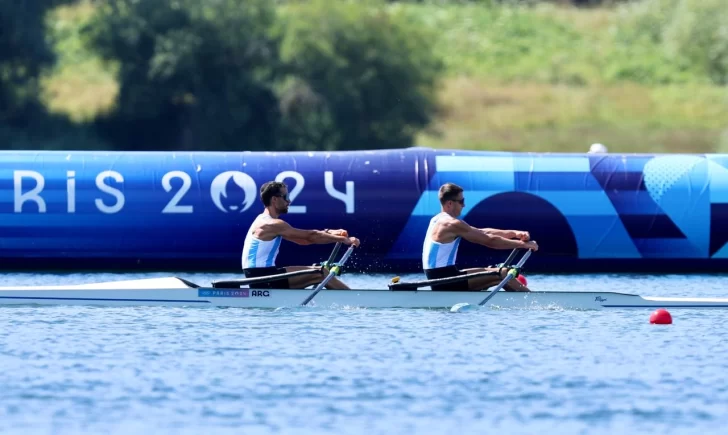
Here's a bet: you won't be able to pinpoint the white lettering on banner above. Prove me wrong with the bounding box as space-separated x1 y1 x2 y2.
10 169 355 214
95 171 125 214
162 171 193 213
325 171 355 213
275 170 306 213
14 170 47 213
67 171 76 213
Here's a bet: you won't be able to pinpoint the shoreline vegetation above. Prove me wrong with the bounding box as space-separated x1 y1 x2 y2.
32 0 728 154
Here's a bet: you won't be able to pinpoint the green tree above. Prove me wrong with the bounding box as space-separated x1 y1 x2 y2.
275 0 445 150
84 0 281 150
0 0 66 124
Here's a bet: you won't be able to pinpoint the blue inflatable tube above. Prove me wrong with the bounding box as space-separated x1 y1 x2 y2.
2 147 728 273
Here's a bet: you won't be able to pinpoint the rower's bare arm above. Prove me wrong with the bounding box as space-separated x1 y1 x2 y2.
450 220 535 250
482 228 530 241
482 228 515 238
275 221 356 246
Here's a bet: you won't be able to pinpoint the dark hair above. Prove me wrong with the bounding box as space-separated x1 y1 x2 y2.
438 183 463 205
260 181 287 206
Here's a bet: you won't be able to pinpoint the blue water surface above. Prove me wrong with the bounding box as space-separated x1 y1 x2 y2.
1 271 728 434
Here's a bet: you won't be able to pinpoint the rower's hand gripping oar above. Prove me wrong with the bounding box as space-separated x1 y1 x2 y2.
450 249 533 313
300 244 356 306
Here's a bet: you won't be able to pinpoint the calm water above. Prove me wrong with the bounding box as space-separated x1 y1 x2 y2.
1 271 728 434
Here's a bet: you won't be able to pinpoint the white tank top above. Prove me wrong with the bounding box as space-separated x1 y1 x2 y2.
422 212 462 270
241 214 282 269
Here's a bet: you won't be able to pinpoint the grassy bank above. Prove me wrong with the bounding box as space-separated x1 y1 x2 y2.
419 78 727 153
398 2 728 153
41 1 728 153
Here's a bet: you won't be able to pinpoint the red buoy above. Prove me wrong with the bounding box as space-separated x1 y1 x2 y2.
650 308 672 324
516 275 528 287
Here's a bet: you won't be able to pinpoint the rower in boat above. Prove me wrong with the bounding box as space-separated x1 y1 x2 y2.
422 182 539 291
241 181 361 290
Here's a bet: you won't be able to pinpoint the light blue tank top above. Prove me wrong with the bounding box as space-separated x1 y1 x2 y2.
241 214 282 269
422 212 461 270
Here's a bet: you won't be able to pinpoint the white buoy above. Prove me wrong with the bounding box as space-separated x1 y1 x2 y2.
588 143 608 153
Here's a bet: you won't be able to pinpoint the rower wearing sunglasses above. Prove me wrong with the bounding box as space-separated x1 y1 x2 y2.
241 180 360 290
422 182 538 291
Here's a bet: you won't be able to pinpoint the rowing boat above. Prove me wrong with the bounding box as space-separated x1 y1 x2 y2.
0 246 725 310
0 276 726 310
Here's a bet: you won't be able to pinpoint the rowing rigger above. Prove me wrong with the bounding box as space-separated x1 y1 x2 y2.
0 247 726 310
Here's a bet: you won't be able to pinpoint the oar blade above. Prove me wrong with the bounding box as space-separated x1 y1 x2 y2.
450 302 474 313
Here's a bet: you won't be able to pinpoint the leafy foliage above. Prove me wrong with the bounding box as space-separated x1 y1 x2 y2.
3 0 726 153
275 0 445 150
612 0 728 85
0 0 61 123
84 0 282 150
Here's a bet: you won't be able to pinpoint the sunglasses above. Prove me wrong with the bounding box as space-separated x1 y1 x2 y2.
452 198 465 205
275 193 290 202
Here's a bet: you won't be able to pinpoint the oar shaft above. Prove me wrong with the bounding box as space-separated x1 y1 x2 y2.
336 244 355 265
512 249 531 269
316 247 354 290
478 249 532 306
325 243 342 266
301 245 356 306
502 248 519 267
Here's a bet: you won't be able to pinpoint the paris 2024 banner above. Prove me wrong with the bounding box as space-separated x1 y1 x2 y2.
2 147 727 274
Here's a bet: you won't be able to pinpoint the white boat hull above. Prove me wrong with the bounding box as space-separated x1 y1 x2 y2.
0 277 726 310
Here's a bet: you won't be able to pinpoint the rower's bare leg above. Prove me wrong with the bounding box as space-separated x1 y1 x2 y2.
461 267 502 291
461 267 530 292
495 267 530 292
284 266 351 290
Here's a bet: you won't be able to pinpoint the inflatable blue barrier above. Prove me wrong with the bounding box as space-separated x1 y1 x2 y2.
1 147 728 273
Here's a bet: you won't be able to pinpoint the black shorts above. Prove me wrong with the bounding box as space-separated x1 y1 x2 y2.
243 267 290 289
424 265 469 291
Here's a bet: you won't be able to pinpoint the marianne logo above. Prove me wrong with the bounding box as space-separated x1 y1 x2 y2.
198 289 250 298
210 171 256 213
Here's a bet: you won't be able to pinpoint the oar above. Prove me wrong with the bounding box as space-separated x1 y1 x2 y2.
271 244 349 312
500 248 519 268
300 245 356 306
450 249 533 313
320 242 342 270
